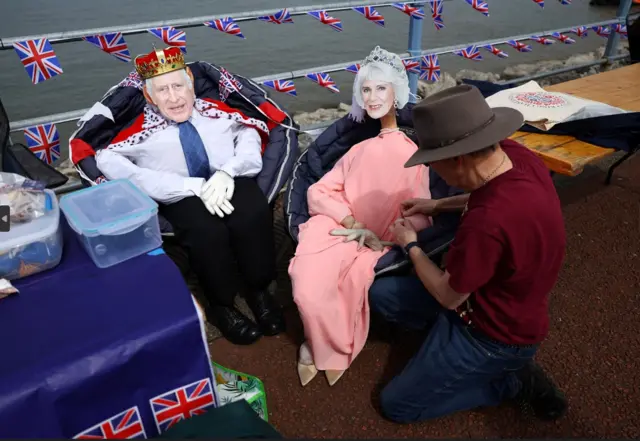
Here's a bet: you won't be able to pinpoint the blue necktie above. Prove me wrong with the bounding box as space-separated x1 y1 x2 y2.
178 121 211 179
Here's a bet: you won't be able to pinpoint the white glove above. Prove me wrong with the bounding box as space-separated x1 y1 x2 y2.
330 228 394 252
202 171 235 207
203 197 234 218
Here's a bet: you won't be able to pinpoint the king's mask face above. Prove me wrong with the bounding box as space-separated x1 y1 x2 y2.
146 69 195 123
361 79 394 120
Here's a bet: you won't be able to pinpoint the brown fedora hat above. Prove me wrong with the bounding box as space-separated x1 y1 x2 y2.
405 84 524 167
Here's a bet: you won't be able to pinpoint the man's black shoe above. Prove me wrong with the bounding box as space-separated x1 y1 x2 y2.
245 290 286 336
514 360 567 421
210 305 262 345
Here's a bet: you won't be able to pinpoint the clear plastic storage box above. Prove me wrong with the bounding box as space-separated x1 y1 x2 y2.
59 179 162 268
0 189 63 280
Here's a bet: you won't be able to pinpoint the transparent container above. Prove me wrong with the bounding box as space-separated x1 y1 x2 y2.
59 179 162 268
0 189 63 280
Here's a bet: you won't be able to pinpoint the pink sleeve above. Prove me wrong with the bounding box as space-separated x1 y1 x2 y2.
405 166 433 231
307 151 354 224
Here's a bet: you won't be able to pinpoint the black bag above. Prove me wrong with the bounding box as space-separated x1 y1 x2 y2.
0 98 68 189
629 13 640 63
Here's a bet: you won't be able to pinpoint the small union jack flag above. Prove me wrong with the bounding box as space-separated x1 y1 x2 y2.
482 45 509 58
307 11 343 31
218 67 243 102
118 71 143 90
551 32 575 44
402 58 421 75
571 26 589 37
531 35 555 45
24 123 60 165
612 24 628 38
454 45 483 61
263 79 297 96
420 54 441 82
150 378 216 433
82 32 131 62
592 26 611 37
430 0 445 30
531 0 545 6
558 0 571 4
306 72 340 93
204 17 245 39
345 63 361 74
13 39 63 85
352 6 385 27
506 40 532 52
465 0 489 16
258 9 294 24
74 406 146 439
392 3 425 19
148 27 186 53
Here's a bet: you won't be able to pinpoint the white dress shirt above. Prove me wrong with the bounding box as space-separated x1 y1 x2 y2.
95 108 263 204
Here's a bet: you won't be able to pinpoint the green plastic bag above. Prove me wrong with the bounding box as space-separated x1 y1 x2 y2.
212 362 268 421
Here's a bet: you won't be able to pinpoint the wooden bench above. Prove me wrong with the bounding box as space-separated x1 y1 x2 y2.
508 63 640 178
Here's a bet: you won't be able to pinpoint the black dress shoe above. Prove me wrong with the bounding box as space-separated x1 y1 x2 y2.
245 290 286 336
514 360 568 421
210 305 262 345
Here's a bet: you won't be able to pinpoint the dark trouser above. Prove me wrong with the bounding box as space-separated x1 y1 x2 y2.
159 178 276 308
368 275 538 423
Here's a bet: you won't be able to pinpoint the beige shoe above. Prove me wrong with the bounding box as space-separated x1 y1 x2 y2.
297 342 318 387
325 369 345 386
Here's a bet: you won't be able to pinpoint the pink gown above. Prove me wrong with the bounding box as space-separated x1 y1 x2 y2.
288 131 433 371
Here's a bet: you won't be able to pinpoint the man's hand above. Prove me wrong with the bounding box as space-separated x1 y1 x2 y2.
389 218 418 248
401 198 440 217
202 171 235 207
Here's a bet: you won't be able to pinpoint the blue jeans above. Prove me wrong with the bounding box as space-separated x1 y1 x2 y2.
369 275 538 423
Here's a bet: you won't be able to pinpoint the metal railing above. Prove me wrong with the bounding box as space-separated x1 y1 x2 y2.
3 0 636 136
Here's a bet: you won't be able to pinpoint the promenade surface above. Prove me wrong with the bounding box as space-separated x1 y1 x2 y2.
205 152 640 438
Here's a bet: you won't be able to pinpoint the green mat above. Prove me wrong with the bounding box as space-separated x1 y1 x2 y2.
212 361 268 421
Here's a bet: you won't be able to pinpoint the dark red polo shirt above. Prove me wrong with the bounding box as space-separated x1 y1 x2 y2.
446 139 566 345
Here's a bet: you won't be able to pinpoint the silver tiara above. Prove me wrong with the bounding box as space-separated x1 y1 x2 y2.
362 46 406 75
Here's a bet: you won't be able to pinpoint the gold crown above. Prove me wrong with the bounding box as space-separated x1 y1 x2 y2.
135 47 186 80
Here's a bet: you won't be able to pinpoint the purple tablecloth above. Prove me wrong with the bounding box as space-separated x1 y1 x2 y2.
0 219 217 438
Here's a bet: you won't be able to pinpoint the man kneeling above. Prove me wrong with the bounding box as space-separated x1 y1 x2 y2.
370 85 568 423
95 47 285 345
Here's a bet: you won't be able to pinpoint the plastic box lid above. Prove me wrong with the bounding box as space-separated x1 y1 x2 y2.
0 189 59 252
59 179 158 238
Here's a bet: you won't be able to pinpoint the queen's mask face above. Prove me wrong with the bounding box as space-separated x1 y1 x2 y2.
148 70 194 123
361 80 394 119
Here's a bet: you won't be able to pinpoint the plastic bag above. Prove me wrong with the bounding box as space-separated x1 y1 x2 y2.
0 172 48 224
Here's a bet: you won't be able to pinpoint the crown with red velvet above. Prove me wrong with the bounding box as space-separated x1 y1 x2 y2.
135 46 186 80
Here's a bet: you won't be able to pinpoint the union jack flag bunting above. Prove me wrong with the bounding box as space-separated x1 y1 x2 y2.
592 25 611 37
482 44 509 58
204 17 245 39
263 79 297 96
82 33 131 62
551 32 575 44
24 123 61 165
420 54 441 82
150 378 216 433
531 0 545 7
148 27 186 53
453 45 483 61
612 24 627 37
558 0 571 4
531 35 555 45
307 11 343 31
13 39 63 85
306 72 340 93
352 6 385 27
430 0 445 30
464 0 489 16
258 9 294 24
392 3 425 19
402 59 421 75
506 40 532 52
571 26 589 37
345 63 361 74
74 406 146 439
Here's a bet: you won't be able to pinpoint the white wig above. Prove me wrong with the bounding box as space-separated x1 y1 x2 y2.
145 69 193 101
349 46 410 123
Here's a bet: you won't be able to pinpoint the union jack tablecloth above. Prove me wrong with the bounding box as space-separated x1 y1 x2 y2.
0 218 217 438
